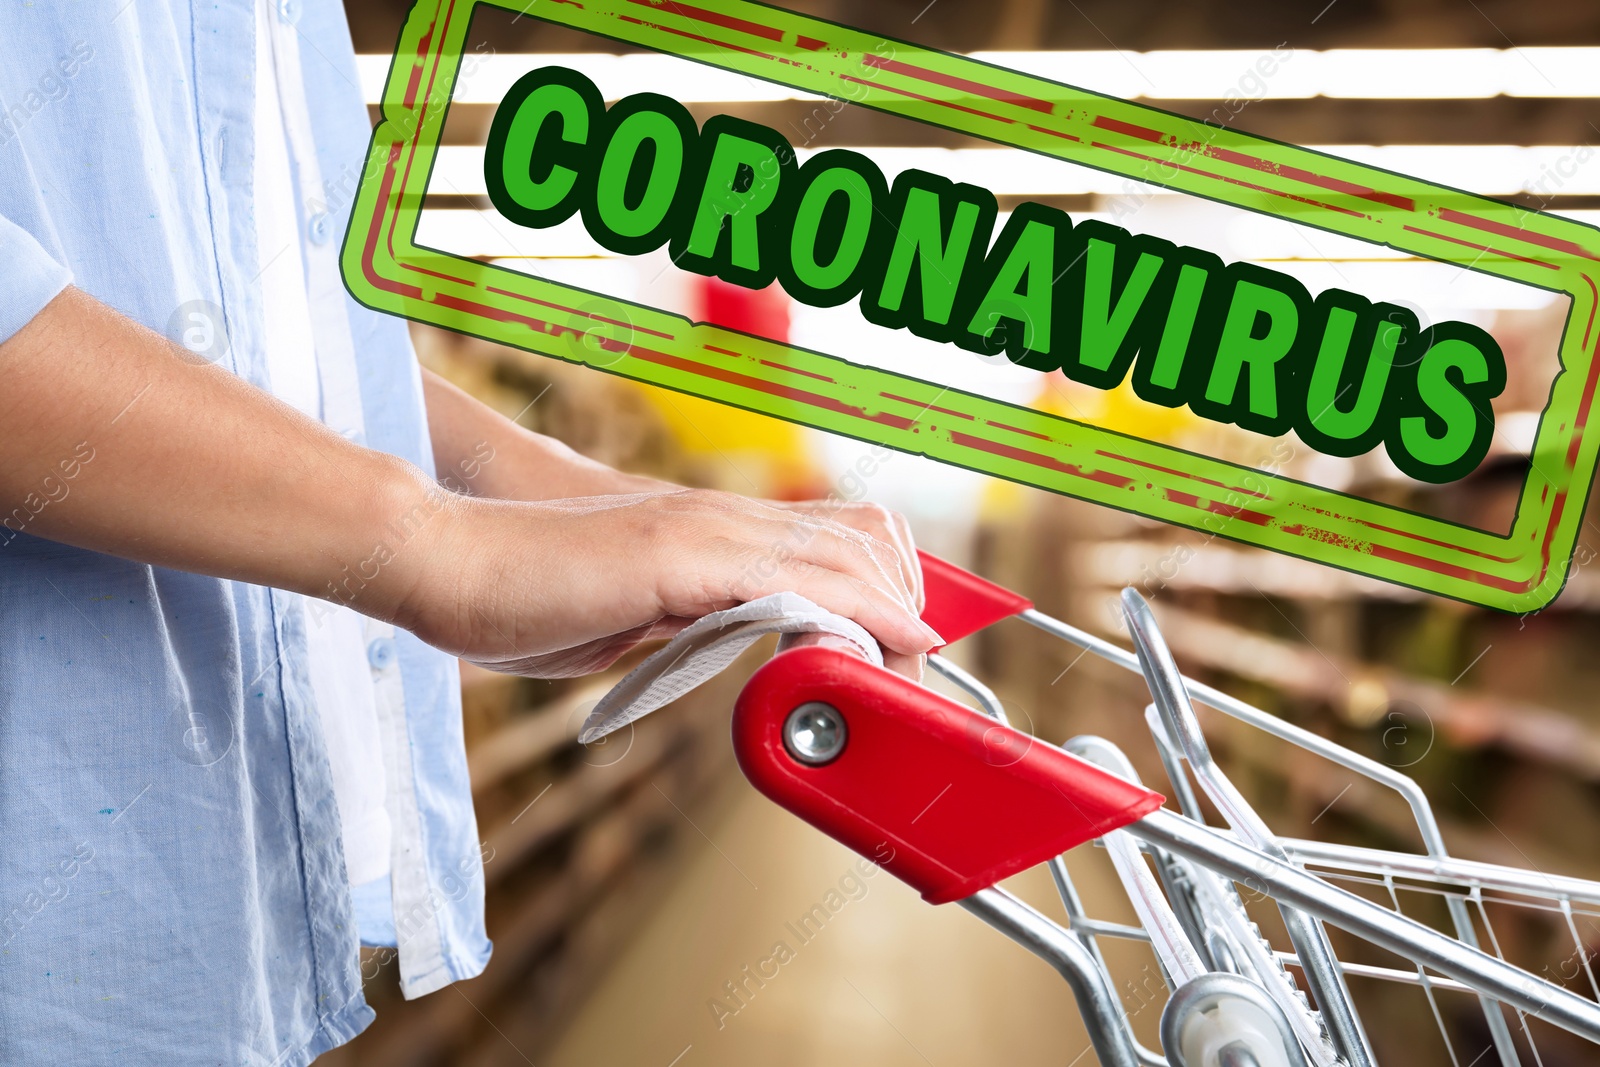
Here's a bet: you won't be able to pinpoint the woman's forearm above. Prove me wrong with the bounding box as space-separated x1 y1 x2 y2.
421 368 670 501
1 287 935 676
0 287 442 620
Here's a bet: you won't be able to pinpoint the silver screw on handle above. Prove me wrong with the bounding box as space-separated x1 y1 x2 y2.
783 702 847 765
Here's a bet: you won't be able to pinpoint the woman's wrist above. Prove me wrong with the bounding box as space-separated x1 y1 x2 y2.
307 453 468 631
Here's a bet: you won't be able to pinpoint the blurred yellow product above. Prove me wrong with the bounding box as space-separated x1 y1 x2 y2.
633 382 818 496
1033 374 1200 444
979 473 1029 521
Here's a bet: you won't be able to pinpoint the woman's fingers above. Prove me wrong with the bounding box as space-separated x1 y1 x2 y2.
776 508 916 613
768 511 921 620
772 500 923 613
840 503 920 610
891 511 923 610
865 505 922 610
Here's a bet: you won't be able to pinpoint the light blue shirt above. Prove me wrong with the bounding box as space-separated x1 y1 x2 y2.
0 2 491 1062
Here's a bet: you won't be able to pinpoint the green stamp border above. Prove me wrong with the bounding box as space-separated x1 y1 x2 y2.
342 0 1600 613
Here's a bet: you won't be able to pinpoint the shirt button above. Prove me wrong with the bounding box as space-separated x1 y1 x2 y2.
277 0 301 25
307 211 332 244
367 637 396 670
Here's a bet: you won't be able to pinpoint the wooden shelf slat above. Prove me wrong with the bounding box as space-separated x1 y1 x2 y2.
1144 605 1600 781
1075 539 1600 609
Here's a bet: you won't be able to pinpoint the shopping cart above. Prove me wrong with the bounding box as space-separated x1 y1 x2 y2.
730 552 1600 1067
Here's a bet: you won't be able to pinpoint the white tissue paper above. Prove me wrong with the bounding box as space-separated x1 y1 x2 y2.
578 593 883 743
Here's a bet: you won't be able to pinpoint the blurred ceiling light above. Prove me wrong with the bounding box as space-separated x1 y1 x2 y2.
356 48 1600 104
355 52 824 105
426 144 1600 198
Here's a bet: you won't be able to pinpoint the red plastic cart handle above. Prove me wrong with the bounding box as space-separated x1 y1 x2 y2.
916 549 1033 648
732 645 1164 904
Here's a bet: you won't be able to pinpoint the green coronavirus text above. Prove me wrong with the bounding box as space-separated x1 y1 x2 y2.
484 65 1506 484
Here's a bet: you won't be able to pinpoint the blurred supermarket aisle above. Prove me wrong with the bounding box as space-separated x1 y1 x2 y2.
542 774 1110 1067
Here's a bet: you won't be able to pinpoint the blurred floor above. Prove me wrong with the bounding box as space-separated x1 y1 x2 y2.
542 771 1126 1067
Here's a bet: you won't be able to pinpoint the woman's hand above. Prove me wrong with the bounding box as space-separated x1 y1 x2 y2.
394 487 939 679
